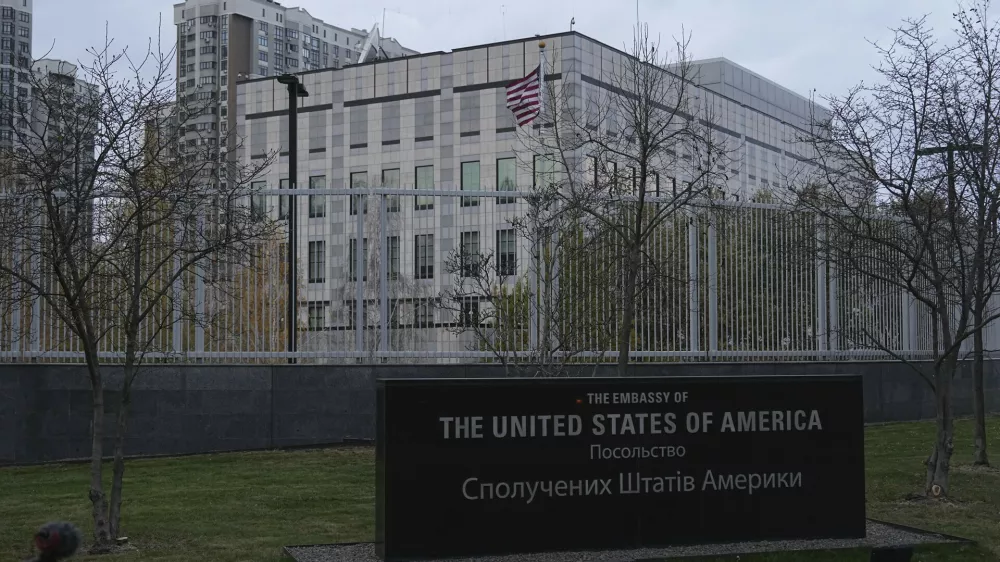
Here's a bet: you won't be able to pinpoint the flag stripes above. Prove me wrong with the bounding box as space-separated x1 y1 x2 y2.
506 65 541 127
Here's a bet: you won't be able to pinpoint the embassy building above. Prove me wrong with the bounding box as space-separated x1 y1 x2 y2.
234 31 828 360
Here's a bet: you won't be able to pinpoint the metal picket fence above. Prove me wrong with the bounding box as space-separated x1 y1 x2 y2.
0 187 976 364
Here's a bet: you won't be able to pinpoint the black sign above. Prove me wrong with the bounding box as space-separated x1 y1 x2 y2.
375 375 864 560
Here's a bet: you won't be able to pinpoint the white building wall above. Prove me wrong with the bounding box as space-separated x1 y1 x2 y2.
236 32 826 358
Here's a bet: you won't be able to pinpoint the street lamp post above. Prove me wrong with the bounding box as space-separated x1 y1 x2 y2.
277 73 309 363
915 143 983 193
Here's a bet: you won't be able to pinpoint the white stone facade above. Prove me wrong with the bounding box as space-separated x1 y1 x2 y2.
235 32 826 358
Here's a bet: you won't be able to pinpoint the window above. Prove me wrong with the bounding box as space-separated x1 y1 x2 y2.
415 165 433 210
349 238 368 281
1 8 12 18
258 36 267 47
496 157 516 204
497 229 516 276
286 57 298 68
2 23 12 34
413 299 434 328
625 165 636 195
1 38 10 49
460 231 480 278
333 45 339 57
461 161 480 207
308 241 326 283
200 46 216 55
382 168 400 212
278 178 289 220
346 49 352 59
17 26 27 37
258 21 268 33
18 41 27 53
533 154 555 188
200 61 216 69
18 12 28 22
415 234 434 279
200 30 216 39
350 171 367 215
259 52 268 62
460 299 480 327
16 86 25 97
666 175 677 196
250 181 267 221
275 27 283 38
286 29 298 39
200 75 216 85
308 304 325 330
387 236 400 280
308 175 326 218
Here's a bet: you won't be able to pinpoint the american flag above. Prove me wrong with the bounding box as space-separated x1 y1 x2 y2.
506 65 541 127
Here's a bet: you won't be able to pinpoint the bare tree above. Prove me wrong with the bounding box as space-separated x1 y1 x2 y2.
440 187 609 376
530 25 734 374
0 32 275 549
788 11 1000 496
939 0 1000 467
321 185 432 362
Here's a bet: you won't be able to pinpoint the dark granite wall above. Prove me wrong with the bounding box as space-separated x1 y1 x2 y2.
2 361 997 464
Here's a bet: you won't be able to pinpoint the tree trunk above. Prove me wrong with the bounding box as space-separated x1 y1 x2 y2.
973 309 990 466
108 385 131 540
973 337 989 466
925 363 955 497
88 366 111 551
617 245 640 376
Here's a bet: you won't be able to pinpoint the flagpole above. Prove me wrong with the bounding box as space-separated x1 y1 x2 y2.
538 40 546 114
529 40 546 356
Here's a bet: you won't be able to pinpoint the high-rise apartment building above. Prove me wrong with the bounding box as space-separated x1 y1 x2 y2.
172 0 417 180
0 0 32 148
29 58 99 149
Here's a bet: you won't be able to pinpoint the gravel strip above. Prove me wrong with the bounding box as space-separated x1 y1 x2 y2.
285 521 960 562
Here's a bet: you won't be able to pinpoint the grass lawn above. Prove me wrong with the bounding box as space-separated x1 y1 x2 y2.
1 418 998 562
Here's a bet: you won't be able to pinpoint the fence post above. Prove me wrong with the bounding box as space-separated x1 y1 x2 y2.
172 219 182 355
828 258 840 355
900 290 914 358
355 194 365 361
688 214 700 354
816 217 828 358
29 205 40 357
707 217 718 356
194 216 205 359
529 232 538 352
379 195 389 360
10 239 20 355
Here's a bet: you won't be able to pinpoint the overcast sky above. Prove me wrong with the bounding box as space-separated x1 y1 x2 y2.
32 0 967 101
